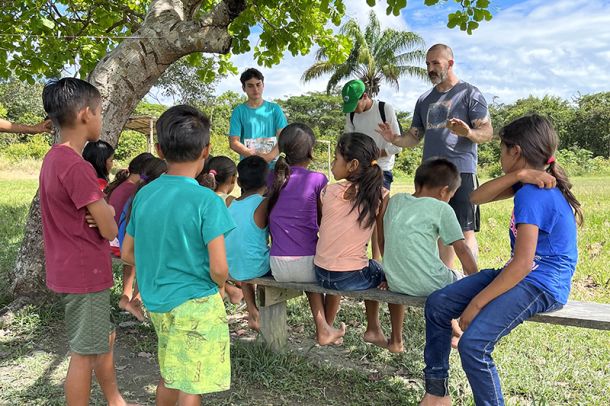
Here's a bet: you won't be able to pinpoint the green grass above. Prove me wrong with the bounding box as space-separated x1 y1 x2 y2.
0 176 609 405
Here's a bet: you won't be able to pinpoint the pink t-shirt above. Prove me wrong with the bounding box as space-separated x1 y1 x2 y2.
314 181 388 271
108 180 137 224
39 145 113 293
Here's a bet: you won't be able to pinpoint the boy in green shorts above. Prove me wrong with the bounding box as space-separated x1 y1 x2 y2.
122 105 235 405
40 78 132 405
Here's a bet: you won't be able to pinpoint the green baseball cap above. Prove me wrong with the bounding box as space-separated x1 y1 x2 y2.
341 79 366 113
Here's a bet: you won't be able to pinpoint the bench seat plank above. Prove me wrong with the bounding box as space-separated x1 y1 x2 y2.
250 277 610 331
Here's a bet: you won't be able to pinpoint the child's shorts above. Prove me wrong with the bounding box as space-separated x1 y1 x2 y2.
270 255 316 283
315 260 385 291
63 289 113 355
149 294 230 395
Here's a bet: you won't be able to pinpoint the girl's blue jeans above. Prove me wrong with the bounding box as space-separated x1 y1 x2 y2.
424 268 563 406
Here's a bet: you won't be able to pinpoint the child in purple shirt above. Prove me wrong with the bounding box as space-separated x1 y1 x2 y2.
267 123 346 345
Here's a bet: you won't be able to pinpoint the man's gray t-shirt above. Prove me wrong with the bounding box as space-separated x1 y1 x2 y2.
412 81 489 173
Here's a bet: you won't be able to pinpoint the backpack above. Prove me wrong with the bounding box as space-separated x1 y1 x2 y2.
350 101 403 135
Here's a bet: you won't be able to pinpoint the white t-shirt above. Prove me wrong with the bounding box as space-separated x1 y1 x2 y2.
345 100 402 171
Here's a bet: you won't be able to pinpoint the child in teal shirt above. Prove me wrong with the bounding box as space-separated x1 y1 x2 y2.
380 158 478 353
122 105 235 402
225 155 271 331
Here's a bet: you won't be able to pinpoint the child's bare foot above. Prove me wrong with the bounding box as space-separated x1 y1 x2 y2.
124 298 145 322
226 285 244 304
118 294 131 311
316 322 346 346
386 338 404 353
363 328 388 349
247 312 260 332
419 393 451 406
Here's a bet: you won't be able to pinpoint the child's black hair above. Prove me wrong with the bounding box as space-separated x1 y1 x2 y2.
197 155 237 190
124 157 168 227
105 152 154 199
337 132 383 229
156 105 210 163
268 123 316 213
240 68 264 85
83 140 114 181
500 114 583 225
42 78 101 128
237 156 269 192
414 158 461 192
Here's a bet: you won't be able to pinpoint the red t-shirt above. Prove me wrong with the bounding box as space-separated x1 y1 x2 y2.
108 180 137 224
39 145 113 293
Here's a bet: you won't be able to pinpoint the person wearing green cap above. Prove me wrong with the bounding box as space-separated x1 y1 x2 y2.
376 44 493 271
342 79 402 191
228 68 288 166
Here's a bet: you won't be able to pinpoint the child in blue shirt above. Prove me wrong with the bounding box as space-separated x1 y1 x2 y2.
420 114 582 406
122 105 235 403
225 155 270 331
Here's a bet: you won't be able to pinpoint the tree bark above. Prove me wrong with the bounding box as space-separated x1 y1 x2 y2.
7 0 246 306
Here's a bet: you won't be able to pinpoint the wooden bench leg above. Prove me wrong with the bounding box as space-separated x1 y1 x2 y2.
259 300 288 351
257 285 302 351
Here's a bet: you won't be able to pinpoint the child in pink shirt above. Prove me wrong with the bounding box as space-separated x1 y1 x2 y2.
315 132 389 347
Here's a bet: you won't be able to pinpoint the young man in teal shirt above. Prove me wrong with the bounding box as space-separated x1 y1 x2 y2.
122 105 235 404
228 68 287 165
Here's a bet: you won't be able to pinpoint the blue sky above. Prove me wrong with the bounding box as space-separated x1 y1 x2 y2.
213 0 610 113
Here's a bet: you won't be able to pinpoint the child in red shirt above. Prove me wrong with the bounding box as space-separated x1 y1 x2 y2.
40 78 132 405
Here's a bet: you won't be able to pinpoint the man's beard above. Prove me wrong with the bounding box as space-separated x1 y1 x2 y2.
429 69 447 85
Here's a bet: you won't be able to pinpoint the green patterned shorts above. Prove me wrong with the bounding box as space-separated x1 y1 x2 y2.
63 289 113 355
150 293 230 395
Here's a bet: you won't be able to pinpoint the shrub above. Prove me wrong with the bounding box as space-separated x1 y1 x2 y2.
0 135 51 162
114 130 149 162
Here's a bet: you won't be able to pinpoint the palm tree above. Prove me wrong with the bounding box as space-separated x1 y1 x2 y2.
302 10 428 96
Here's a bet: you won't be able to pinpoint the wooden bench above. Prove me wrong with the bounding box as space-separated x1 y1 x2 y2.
250 276 610 351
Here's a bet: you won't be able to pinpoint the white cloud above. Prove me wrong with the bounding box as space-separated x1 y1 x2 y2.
213 0 610 116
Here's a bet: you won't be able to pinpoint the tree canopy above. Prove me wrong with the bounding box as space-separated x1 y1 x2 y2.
1 0 493 83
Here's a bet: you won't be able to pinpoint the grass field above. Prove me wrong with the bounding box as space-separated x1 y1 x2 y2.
0 175 609 405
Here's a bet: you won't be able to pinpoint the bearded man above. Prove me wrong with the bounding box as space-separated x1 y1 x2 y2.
378 43 493 268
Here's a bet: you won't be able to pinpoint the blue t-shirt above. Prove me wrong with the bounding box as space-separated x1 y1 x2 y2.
225 194 270 281
412 81 489 173
508 184 578 304
117 196 132 249
228 101 287 161
126 174 235 313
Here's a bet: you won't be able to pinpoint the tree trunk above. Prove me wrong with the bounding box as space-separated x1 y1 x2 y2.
7 0 246 307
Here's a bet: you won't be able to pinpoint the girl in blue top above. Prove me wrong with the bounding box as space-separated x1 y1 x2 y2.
225 155 270 331
420 114 583 406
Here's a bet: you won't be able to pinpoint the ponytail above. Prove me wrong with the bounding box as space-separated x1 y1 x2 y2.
105 169 130 198
268 153 291 213
547 161 584 226
338 132 383 229
196 155 237 191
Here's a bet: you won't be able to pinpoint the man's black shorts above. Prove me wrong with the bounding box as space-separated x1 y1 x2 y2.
448 173 480 232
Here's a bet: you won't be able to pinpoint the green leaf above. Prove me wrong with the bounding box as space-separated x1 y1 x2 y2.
40 18 55 30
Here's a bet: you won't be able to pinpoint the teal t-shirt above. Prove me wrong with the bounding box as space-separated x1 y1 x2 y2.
126 174 235 313
383 194 464 296
228 101 287 160
226 194 270 281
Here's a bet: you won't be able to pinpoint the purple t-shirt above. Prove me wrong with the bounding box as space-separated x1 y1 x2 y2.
268 166 328 256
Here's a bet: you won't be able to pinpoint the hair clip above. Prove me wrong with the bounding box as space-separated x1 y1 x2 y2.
371 159 378 166
278 152 287 159
209 169 218 176
546 156 556 165
140 174 149 181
